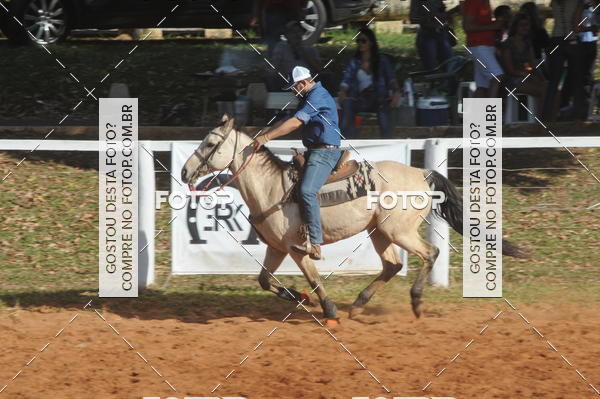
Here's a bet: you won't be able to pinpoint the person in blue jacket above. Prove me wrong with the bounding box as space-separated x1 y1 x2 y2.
338 27 400 139
253 66 341 260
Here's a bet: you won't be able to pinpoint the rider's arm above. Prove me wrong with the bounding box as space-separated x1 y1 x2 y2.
265 117 303 140
253 117 303 148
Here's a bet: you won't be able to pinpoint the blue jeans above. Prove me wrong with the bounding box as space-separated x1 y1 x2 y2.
300 148 342 245
340 90 391 139
416 28 453 71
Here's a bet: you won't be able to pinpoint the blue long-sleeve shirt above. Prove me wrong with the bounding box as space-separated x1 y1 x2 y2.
294 82 341 147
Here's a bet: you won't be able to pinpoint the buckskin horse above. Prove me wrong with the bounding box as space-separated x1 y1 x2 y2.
181 115 525 325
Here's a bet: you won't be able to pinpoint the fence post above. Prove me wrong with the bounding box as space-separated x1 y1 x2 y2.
424 139 450 287
138 141 155 288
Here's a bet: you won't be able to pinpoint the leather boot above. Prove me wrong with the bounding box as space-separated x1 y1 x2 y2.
291 243 322 260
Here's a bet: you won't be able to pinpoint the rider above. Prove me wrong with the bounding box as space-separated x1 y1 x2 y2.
253 66 342 260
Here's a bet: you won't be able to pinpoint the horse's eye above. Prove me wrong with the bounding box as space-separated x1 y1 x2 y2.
206 142 215 148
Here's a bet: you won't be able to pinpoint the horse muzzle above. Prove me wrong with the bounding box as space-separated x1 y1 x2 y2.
181 164 212 185
181 167 197 185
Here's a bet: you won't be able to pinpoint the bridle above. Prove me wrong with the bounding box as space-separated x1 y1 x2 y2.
188 127 258 195
191 129 229 170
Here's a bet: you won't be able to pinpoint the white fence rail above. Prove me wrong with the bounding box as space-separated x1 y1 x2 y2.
2 136 599 288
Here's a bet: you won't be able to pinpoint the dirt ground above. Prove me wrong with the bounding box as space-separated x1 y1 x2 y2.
1 302 599 399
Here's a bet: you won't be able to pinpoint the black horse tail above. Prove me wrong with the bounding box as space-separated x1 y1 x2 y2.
425 170 528 258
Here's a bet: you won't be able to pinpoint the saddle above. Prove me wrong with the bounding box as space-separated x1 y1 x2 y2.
292 149 358 184
249 150 376 227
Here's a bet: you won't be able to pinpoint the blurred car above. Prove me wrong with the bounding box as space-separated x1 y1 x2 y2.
0 0 374 45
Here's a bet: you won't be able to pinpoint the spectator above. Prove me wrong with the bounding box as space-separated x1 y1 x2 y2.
251 0 306 58
410 0 454 70
494 5 512 44
462 0 507 97
520 2 550 61
560 0 598 119
266 21 322 91
338 28 400 139
579 1 598 92
500 12 547 116
542 0 586 121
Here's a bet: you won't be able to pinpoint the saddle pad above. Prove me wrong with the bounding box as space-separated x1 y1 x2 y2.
285 161 376 207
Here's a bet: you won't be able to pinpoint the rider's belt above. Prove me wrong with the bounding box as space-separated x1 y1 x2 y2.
307 144 339 150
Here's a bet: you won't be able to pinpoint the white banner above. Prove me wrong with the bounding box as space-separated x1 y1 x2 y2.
99 98 138 297
170 142 410 275
463 98 502 297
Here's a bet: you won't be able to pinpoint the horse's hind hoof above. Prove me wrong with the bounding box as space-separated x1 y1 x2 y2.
300 290 313 306
277 287 302 302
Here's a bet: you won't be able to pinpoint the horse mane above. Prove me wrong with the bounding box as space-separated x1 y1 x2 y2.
236 128 291 173
256 145 292 172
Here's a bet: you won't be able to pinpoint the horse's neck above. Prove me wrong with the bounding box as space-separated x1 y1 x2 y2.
230 137 285 214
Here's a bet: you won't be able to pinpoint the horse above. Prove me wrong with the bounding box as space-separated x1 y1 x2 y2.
181 115 525 325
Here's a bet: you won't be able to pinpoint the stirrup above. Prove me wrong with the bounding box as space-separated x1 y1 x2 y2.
291 242 323 260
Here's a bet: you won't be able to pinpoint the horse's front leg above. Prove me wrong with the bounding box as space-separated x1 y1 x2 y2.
258 246 306 302
289 251 338 326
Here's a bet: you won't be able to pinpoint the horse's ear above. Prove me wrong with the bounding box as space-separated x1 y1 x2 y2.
222 114 235 138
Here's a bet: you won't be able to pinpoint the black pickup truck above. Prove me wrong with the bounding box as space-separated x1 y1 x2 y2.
0 0 374 44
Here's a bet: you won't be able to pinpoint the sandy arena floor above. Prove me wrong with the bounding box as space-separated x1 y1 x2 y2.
1 302 599 399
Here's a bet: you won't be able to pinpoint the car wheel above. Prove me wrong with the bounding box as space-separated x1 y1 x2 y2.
3 0 70 45
300 0 327 45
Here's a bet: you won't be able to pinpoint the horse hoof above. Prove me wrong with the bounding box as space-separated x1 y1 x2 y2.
349 306 364 319
411 300 423 319
300 290 313 306
326 319 339 328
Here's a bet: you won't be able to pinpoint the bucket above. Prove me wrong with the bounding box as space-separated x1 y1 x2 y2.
234 96 251 126
416 96 449 126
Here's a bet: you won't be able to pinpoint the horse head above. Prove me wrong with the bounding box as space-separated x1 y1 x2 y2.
181 114 238 185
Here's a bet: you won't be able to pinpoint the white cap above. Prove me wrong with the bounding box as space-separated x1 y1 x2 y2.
284 66 311 90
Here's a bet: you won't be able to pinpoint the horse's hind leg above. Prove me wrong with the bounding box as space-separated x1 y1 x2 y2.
349 229 403 319
289 251 338 323
390 233 439 318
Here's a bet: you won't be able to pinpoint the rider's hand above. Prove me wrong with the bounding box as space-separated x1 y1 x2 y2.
253 134 269 150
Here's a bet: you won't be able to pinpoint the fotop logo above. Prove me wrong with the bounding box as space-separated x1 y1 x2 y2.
155 190 234 211
366 190 446 211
